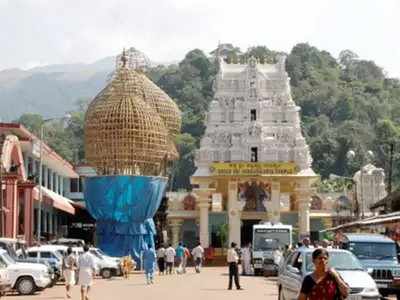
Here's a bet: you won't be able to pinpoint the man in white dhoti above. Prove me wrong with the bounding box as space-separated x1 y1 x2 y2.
63 247 77 299
241 243 252 275
78 245 96 300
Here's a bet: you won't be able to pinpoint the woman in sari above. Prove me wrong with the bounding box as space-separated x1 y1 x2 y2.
298 248 349 300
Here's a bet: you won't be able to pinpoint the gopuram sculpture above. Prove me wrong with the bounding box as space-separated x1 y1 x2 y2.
84 49 181 263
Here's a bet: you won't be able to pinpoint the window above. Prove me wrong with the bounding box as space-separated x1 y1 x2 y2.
53 175 56 192
284 252 295 266
70 178 79 193
28 252 37 258
41 166 45 186
27 157 33 177
250 109 257 121
292 252 303 270
0 257 6 268
47 169 51 189
251 147 258 162
40 252 51 258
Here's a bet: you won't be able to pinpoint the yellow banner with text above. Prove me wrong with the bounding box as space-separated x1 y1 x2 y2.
209 162 299 176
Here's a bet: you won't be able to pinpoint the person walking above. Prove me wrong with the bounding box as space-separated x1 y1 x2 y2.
182 245 190 274
78 245 96 300
143 244 157 284
63 247 77 299
165 244 176 275
191 242 204 273
175 242 185 274
241 242 252 275
227 242 242 290
156 245 166 275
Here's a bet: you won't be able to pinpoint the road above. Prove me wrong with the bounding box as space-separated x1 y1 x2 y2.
5 267 279 300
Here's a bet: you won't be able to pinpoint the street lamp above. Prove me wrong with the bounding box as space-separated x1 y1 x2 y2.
37 115 71 243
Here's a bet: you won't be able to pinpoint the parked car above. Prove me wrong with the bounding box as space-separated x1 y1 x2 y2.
26 246 64 282
0 249 51 295
49 238 85 247
36 244 68 258
341 233 400 299
277 248 380 300
89 248 122 278
0 238 56 285
0 259 11 296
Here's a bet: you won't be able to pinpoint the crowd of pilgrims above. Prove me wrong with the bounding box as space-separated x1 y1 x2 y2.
59 237 347 299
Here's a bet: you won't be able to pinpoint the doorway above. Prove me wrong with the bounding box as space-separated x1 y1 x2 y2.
241 219 261 247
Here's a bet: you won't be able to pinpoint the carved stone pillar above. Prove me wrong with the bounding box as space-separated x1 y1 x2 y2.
295 180 312 239
193 188 214 248
169 219 183 247
227 181 241 246
270 181 281 223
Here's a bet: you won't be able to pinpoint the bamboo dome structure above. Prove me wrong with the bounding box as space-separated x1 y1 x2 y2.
139 74 181 138
85 52 181 176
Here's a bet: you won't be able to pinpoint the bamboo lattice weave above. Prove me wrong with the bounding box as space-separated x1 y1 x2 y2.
139 74 181 137
85 66 175 176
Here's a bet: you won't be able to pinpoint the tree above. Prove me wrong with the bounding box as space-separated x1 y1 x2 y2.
245 46 280 63
171 133 197 190
15 113 44 136
338 49 358 68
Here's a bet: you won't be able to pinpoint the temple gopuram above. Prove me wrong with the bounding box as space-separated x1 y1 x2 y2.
167 52 318 249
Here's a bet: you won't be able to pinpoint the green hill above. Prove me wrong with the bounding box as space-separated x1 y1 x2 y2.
0 57 115 121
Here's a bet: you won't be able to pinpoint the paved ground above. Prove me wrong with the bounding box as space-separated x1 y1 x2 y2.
5 267 279 300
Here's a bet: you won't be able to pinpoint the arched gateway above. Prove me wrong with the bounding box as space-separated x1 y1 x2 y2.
0 134 35 242
167 54 318 248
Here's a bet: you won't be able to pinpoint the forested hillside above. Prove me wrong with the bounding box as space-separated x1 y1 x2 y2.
0 57 114 121
15 43 400 191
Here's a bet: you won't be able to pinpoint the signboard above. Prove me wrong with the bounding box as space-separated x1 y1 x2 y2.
209 162 298 176
255 228 290 234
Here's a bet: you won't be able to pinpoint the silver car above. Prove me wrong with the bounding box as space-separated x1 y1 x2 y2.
277 248 380 300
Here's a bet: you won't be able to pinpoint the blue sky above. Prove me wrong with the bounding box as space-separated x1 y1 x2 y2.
1 0 399 78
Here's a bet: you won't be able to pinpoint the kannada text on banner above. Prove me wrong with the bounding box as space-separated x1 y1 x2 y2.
210 162 299 176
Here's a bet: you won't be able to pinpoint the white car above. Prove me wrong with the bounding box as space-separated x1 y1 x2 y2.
89 248 122 278
278 248 381 300
0 262 11 295
33 245 69 257
0 249 51 295
26 246 64 280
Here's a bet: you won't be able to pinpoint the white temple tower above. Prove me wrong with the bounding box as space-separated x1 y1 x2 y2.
167 51 318 248
194 55 312 174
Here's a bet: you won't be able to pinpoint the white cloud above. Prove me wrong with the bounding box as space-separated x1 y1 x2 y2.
0 0 399 78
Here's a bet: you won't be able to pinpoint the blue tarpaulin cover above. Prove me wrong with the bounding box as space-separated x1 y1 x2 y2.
84 175 167 263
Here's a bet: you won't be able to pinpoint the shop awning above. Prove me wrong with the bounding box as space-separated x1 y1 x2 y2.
33 187 75 215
